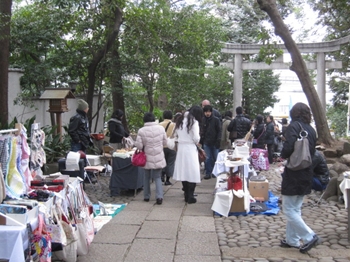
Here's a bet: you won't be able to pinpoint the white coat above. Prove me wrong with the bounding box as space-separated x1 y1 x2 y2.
135 122 167 170
173 113 201 183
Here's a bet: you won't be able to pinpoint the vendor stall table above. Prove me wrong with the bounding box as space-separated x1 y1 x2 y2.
110 156 144 196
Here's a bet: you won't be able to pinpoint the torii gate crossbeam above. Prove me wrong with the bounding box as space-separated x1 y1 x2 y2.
221 35 350 113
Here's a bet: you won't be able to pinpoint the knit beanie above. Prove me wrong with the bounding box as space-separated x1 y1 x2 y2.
77 99 89 111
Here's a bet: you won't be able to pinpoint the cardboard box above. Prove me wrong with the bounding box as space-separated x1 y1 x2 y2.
2 205 38 226
230 195 245 213
249 180 269 201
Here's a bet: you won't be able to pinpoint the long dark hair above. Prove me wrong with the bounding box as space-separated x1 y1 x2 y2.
175 105 203 133
290 102 312 124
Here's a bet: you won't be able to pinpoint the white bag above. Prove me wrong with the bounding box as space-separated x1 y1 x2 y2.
211 190 234 217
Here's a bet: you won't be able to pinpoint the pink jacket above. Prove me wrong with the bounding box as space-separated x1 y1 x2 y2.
135 122 167 169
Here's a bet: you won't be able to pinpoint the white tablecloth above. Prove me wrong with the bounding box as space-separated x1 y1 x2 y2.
0 216 38 262
212 150 251 178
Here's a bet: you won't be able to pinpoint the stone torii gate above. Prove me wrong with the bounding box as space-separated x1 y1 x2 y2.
221 35 350 113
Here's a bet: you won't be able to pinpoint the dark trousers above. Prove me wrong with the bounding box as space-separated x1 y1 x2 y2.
267 143 274 164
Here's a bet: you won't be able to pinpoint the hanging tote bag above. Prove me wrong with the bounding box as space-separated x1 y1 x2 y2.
286 122 312 171
32 214 52 262
46 205 68 249
131 149 146 167
67 191 89 256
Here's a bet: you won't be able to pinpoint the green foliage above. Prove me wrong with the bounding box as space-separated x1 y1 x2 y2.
41 125 71 163
326 104 347 138
243 70 280 118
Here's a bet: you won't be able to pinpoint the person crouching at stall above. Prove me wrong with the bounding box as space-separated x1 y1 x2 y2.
135 112 167 205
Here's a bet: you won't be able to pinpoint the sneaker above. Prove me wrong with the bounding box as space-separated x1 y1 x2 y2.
204 175 211 180
164 181 172 185
211 174 216 178
156 198 163 205
280 239 299 249
300 235 319 253
144 199 149 202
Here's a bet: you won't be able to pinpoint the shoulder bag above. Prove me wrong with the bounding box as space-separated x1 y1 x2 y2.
286 122 312 171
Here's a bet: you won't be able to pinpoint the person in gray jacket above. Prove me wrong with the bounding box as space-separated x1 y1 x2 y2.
135 112 167 205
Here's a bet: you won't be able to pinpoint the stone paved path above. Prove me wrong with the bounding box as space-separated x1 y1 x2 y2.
83 163 350 261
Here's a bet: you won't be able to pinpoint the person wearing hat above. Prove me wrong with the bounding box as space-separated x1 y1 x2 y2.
108 109 130 150
68 99 92 152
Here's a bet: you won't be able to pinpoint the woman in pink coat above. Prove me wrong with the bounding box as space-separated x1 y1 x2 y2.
135 112 167 204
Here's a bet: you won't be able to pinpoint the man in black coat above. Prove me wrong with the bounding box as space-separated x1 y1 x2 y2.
68 99 92 153
227 106 251 143
201 105 221 180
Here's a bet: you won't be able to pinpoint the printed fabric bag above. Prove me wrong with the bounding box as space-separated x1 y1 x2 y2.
250 148 269 171
286 122 312 171
131 149 147 167
32 214 52 262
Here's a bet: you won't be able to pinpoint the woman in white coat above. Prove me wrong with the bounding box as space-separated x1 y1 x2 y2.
135 112 167 205
173 106 203 204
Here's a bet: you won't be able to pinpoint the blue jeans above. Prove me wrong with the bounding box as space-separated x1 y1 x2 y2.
143 168 163 200
282 195 315 246
71 142 85 152
203 144 219 175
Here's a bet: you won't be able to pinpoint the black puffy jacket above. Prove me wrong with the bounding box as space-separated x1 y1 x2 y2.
281 119 317 196
68 109 91 149
227 114 251 139
312 150 330 185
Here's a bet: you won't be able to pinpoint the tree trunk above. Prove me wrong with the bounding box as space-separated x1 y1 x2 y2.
86 6 123 128
257 0 334 146
0 0 12 127
111 47 129 132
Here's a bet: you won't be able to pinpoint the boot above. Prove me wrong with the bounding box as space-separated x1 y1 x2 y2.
182 181 189 202
187 182 197 204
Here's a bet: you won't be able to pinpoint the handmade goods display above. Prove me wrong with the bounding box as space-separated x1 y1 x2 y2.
286 122 312 171
131 149 146 167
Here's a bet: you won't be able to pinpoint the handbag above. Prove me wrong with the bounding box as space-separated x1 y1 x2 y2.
197 146 206 163
46 205 68 248
131 149 147 167
286 122 312 171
